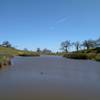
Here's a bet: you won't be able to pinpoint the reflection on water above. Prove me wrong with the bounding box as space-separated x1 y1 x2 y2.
0 56 100 100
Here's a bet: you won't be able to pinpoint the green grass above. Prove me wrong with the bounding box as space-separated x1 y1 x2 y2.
63 47 100 61
63 53 87 59
0 56 5 62
0 47 19 56
0 55 11 68
95 54 100 61
0 46 40 68
86 53 97 60
0 46 40 57
18 51 40 57
76 47 100 53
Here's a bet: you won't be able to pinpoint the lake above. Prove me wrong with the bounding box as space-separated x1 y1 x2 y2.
0 56 100 100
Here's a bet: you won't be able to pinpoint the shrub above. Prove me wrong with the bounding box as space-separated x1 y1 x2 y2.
18 51 40 57
0 62 3 68
0 55 12 68
86 53 97 60
94 47 100 53
95 54 100 61
63 53 87 59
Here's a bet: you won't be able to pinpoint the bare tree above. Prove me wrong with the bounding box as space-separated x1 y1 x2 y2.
73 41 80 52
61 40 71 52
82 40 96 50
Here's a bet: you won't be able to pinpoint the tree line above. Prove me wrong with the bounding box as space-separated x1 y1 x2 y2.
1 38 100 54
36 48 52 54
61 37 100 52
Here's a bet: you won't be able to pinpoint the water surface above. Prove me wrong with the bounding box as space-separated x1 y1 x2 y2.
0 56 100 100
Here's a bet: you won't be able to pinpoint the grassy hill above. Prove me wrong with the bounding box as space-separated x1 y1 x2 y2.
0 46 40 68
0 47 19 56
0 46 40 56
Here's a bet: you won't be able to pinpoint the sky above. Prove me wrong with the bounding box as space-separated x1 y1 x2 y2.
0 0 100 51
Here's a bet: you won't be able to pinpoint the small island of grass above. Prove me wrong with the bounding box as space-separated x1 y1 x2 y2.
61 38 100 61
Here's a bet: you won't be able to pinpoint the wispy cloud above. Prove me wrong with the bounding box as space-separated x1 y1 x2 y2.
49 16 69 30
56 17 67 24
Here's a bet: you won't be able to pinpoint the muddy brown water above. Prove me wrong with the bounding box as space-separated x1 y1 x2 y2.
0 56 100 100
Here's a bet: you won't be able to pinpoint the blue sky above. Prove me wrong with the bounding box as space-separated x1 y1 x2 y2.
0 0 100 51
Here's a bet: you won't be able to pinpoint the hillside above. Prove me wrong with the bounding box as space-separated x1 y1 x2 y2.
0 46 40 56
0 46 40 68
0 47 19 56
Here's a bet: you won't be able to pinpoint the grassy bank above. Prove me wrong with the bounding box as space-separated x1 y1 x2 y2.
0 47 40 57
0 55 12 68
0 47 19 56
18 51 40 57
63 48 100 61
0 47 40 68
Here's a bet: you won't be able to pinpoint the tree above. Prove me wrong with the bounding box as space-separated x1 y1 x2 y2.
96 37 100 47
61 40 71 52
82 40 89 50
82 40 96 50
42 48 52 54
24 48 28 51
2 41 12 48
73 41 80 52
89 40 96 48
37 48 41 53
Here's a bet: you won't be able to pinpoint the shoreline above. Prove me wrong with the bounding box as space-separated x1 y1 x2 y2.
0 56 12 68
